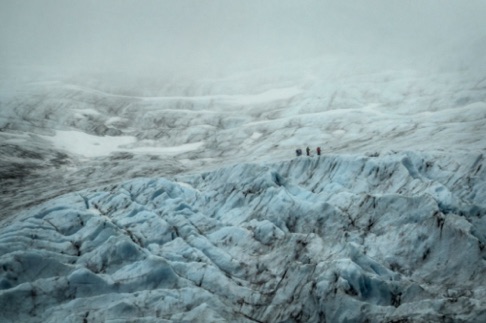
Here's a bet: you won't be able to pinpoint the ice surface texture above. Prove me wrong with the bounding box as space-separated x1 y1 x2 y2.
1 152 485 322
2 65 486 220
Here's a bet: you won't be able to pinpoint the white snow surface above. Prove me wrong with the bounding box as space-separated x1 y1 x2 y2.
40 130 205 158
40 130 136 157
1 57 486 322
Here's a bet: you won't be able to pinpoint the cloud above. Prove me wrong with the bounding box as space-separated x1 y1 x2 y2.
1 0 485 78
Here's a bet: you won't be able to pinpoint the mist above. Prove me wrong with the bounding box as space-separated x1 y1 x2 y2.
1 0 486 80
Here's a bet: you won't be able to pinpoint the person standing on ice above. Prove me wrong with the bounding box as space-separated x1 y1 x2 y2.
296 148 302 156
316 147 321 156
306 146 310 156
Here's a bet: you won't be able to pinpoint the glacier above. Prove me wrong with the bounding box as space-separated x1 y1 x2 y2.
1 58 486 321
1 151 485 322
1 2 486 320
2 61 486 220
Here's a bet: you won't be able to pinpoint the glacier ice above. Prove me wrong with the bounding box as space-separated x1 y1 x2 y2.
2 1 486 321
1 152 485 322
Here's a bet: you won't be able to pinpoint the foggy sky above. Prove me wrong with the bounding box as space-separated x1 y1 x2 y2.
1 0 485 78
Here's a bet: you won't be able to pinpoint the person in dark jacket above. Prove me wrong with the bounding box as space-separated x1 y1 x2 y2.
316 147 321 156
306 146 310 156
296 148 302 156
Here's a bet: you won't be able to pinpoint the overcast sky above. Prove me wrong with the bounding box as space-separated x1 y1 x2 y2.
1 0 485 78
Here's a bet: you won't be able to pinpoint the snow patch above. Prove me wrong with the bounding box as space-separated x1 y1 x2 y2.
41 130 204 158
41 130 136 157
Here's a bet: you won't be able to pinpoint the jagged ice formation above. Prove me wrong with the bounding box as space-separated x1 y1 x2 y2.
1 152 485 322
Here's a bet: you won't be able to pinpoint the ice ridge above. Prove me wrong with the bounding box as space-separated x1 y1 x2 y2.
0 152 485 322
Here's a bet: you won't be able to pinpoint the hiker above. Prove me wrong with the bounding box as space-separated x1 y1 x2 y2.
306 146 310 156
316 147 321 156
296 148 302 157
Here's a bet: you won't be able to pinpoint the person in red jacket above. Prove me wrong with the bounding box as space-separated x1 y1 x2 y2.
316 147 321 156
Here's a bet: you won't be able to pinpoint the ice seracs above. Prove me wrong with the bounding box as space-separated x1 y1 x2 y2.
1 152 485 322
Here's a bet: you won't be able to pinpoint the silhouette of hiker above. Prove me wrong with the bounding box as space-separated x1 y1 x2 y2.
306 146 310 156
316 147 321 156
296 148 302 157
